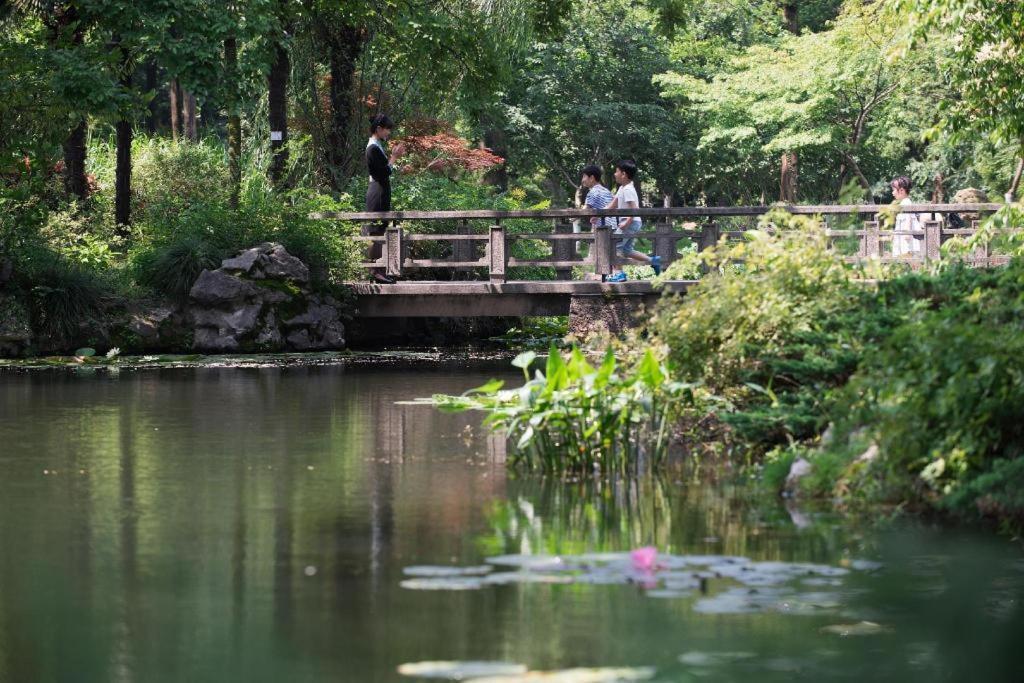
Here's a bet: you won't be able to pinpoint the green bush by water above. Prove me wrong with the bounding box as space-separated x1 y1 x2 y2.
641 206 1024 533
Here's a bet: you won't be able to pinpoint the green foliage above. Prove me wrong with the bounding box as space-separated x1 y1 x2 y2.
643 206 1024 531
492 316 568 349
649 210 860 396
893 0 1024 156
135 235 222 302
658 1 932 201
24 256 109 341
500 0 690 200
825 262 1024 524
432 345 700 474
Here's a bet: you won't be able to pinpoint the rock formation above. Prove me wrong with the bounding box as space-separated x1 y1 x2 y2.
187 243 345 352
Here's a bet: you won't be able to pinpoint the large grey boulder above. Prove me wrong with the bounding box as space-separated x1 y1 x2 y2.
221 247 265 275
190 269 257 306
187 243 344 353
261 244 309 283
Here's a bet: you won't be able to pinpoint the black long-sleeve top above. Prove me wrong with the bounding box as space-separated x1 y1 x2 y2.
366 141 393 187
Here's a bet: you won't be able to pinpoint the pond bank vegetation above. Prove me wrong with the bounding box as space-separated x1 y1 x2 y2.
437 208 1024 536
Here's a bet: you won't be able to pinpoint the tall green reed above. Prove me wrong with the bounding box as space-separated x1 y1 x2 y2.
433 344 698 475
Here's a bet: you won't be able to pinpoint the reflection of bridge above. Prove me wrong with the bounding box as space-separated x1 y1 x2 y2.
314 203 1005 330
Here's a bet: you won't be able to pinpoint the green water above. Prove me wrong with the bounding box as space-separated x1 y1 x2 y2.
0 364 1022 682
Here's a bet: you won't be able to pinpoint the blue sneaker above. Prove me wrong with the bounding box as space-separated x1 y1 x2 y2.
651 255 662 276
608 271 628 283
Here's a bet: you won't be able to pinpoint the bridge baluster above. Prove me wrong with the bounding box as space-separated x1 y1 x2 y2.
924 220 943 261
697 219 719 275
655 219 677 267
453 219 474 276
553 220 574 281
593 225 613 277
864 221 880 258
973 220 991 265
385 226 403 277
489 223 507 282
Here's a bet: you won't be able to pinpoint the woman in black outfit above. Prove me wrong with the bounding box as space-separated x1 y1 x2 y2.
365 114 405 284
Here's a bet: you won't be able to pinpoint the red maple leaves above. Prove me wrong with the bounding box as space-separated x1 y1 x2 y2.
396 118 504 175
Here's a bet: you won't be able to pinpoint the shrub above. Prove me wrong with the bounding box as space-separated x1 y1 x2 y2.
825 261 1024 523
135 235 223 302
23 256 109 341
645 210 882 450
90 136 230 224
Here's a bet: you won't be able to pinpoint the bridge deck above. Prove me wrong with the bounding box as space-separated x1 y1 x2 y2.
349 280 695 317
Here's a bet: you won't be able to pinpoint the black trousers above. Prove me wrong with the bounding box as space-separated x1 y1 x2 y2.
364 180 391 272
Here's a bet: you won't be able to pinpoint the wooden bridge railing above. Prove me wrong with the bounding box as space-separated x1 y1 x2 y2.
311 204 1007 282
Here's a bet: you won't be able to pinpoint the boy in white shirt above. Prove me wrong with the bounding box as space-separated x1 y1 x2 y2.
604 160 660 281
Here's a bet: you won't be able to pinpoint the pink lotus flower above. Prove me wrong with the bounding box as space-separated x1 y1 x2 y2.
630 546 658 572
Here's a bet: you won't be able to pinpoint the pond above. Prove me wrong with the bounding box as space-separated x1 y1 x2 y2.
1 361 1022 682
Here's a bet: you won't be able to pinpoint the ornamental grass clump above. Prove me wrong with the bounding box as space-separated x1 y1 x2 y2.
434 345 698 474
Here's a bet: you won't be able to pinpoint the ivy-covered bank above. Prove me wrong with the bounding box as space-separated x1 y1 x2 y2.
643 209 1024 535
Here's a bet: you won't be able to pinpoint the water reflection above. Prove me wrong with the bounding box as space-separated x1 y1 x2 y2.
0 366 1022 682
480 476 853 565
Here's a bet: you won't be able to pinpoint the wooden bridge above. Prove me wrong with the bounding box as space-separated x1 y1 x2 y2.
312 203 1005 324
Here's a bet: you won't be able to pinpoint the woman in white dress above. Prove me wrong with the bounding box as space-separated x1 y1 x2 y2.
890 175 922 257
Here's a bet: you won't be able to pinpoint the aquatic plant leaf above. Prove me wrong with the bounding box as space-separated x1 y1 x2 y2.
468 666 656 682
819 621 891 636
400 577 487 591
645 589 693 599
512 351 537 369
74 347 96 357
545 343 566 391
595 348 616 385
482 572 575 585
637 350 664 388
678 652 757 667
397 661 528 678
403 565 493 578
485 554 566 570
467 379 505 395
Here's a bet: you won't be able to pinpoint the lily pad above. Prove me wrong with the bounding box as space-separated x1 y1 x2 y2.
400 577 487 591
645 589 693 599
678 651 757 667
74 347 96 357
397 661 528 679
820 621 891 636
485 555 567 571
468 666 656 682
404 565 494 578
483 572 575 586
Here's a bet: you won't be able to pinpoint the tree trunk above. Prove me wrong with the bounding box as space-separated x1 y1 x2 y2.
481 128 508 189
783 3 799 34
780 151 798 203
62 118 88 200
324 24 365 190
169 78 181 142
144 61 158 134
116 62 134 230
225 35 241 209
183 90 198 142
53 9 87 200
1007 156 1024 203
780 2 799 202
268 40 290 187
